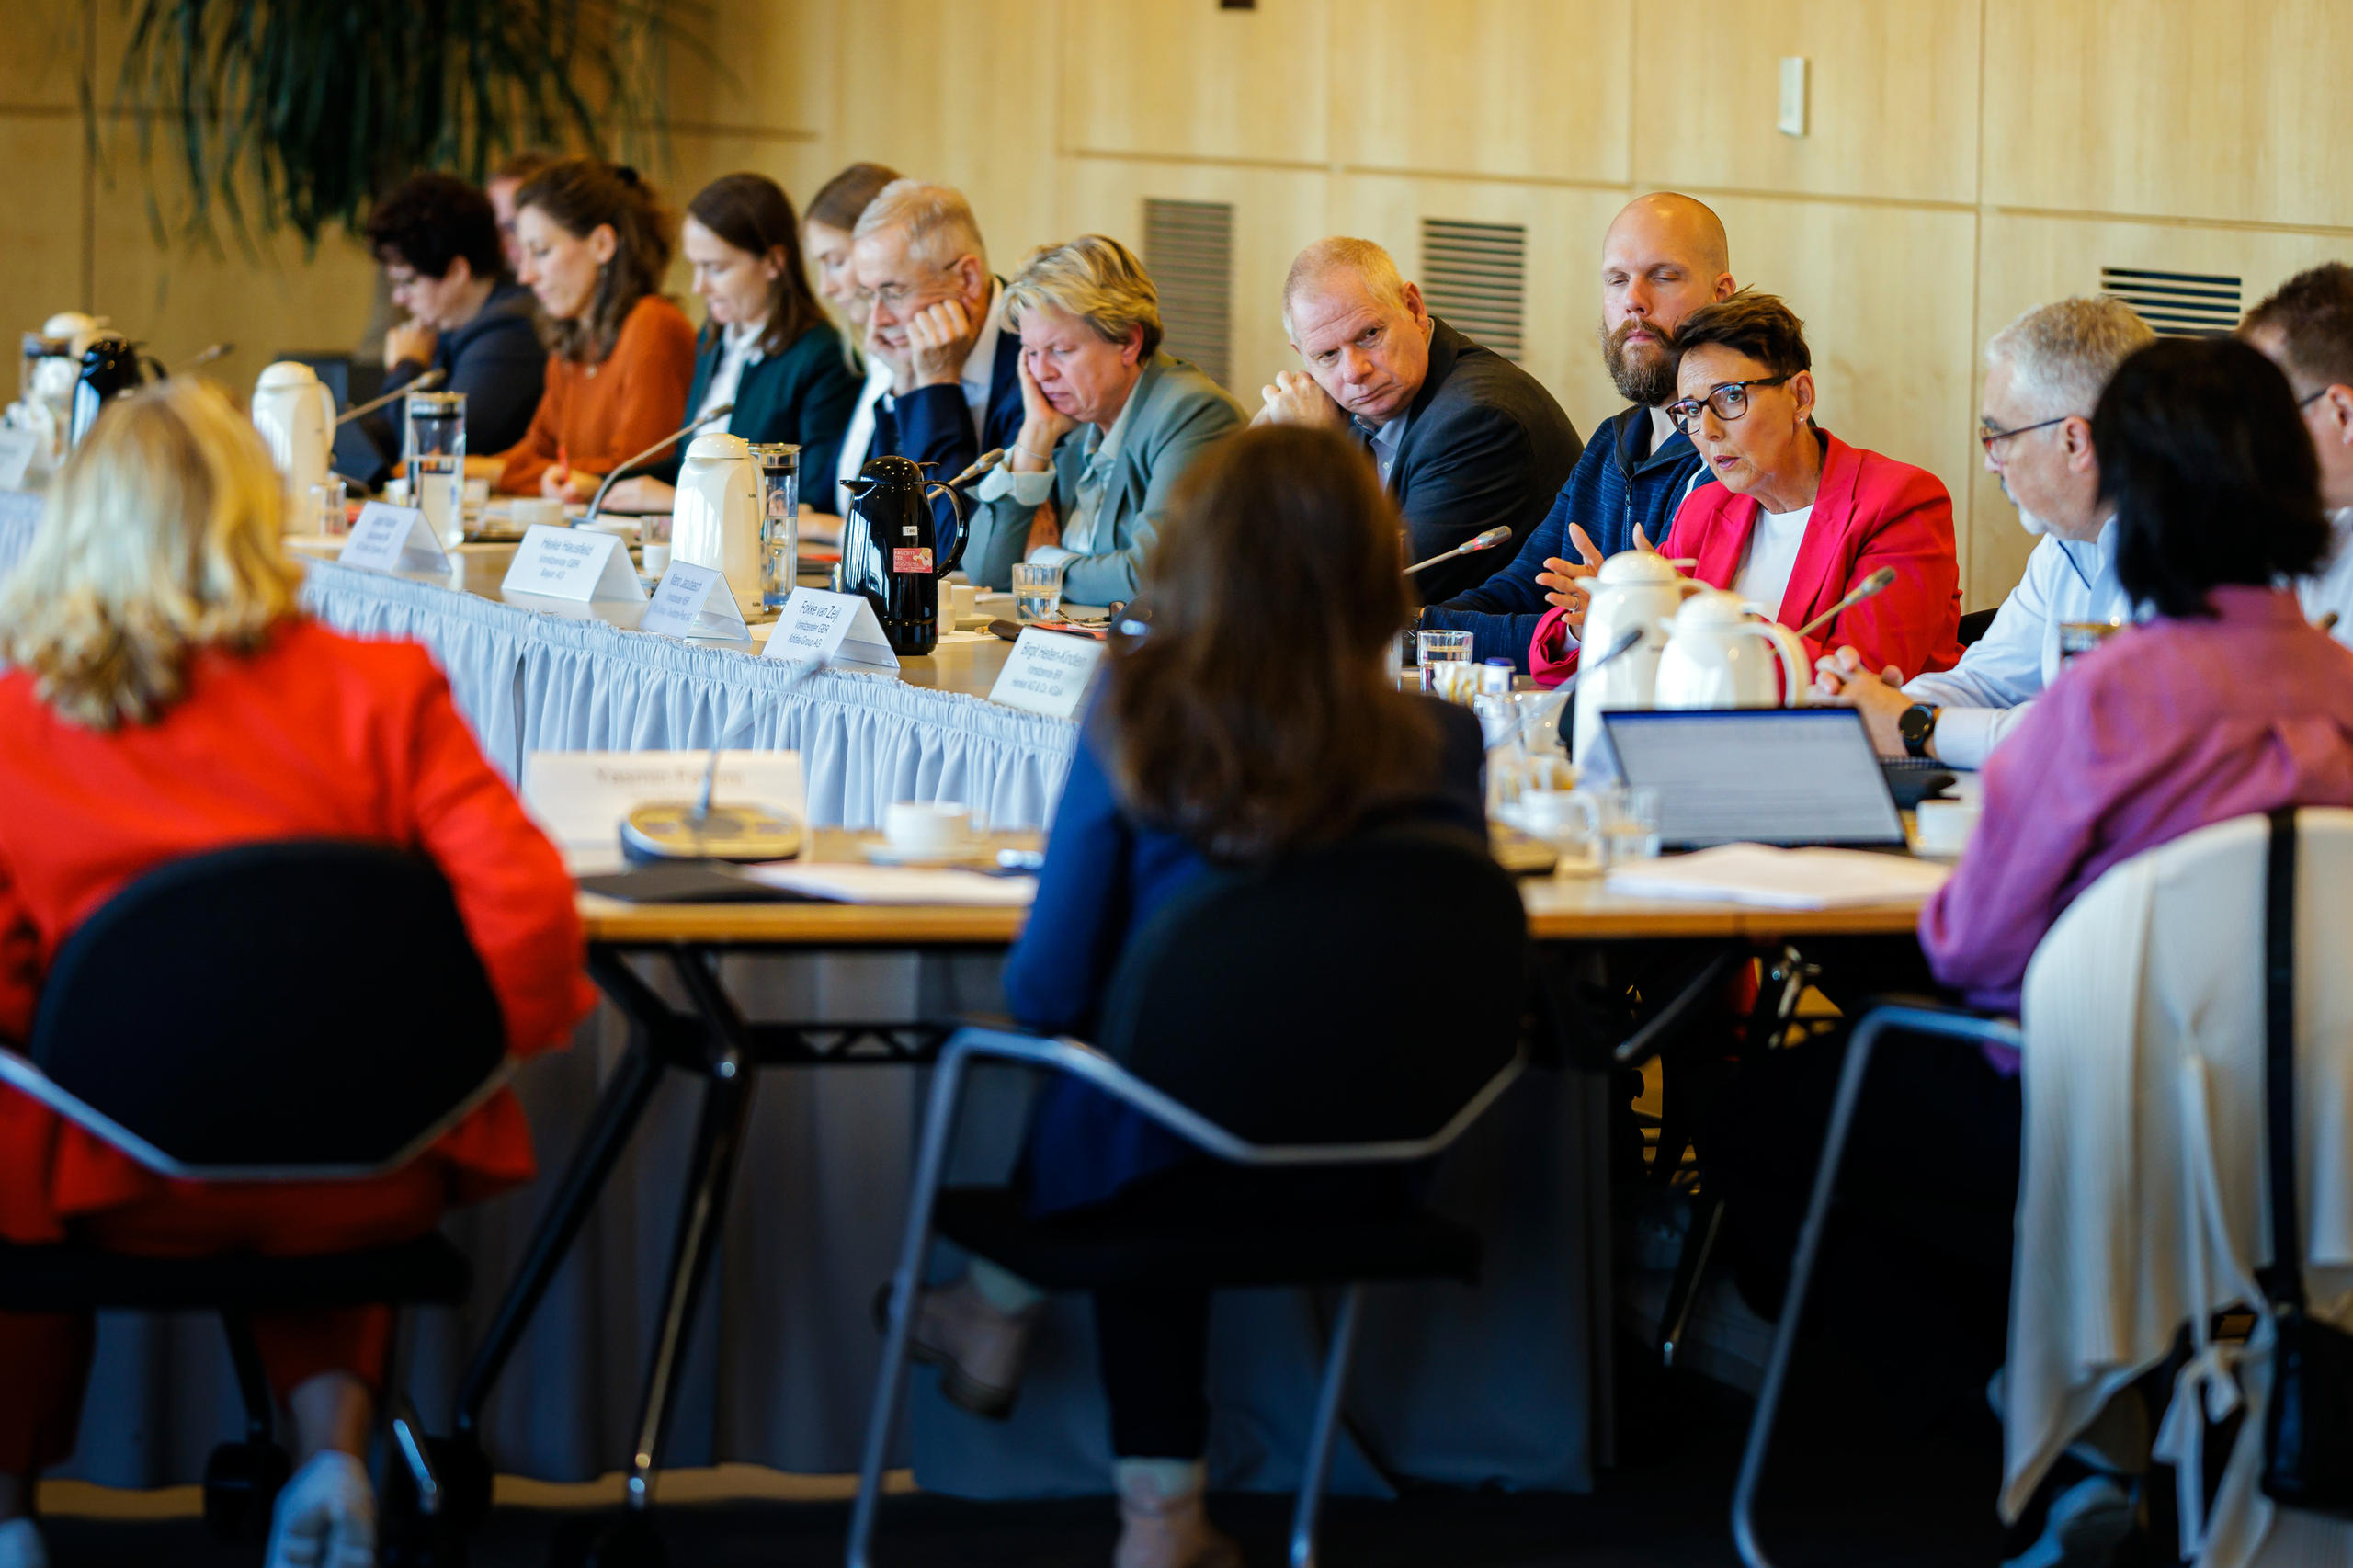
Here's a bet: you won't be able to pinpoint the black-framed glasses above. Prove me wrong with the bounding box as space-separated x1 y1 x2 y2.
1978 413 2075 456
2296 385 2331 411
1666 375 1791 434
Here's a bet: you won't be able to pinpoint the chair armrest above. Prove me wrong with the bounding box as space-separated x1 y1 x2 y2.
1844 994 2023 1057
1614 947 1745 1069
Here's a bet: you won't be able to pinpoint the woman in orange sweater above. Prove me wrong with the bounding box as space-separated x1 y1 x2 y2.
0 381 596 1568
493 157 699 498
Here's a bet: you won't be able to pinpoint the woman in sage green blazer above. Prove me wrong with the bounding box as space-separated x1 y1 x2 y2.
963 235 1244 605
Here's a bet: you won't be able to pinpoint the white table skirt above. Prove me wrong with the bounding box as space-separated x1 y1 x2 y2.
298 558 1078 830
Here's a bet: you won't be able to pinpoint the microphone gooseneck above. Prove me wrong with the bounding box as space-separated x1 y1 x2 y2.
335 368 447 426
943 448 1006 489
1404 524 1513 577
585 403 736 523
1790 565 1898 642
171 342 233 375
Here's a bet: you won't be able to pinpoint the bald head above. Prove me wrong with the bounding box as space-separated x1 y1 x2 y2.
1597 192 1737 405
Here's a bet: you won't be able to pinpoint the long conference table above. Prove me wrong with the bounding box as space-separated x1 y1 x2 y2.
6 502 1944 1505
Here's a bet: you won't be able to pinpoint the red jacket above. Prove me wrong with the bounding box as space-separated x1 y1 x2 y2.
0 619 597 1242
1530 430 1963 686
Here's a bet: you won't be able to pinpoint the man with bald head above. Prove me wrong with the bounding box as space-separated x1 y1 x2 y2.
1418 193 1736 666
1257 237 1582 600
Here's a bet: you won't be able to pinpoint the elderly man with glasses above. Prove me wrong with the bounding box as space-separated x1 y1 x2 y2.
1814 296 2154 765
842 179 1025 532
1529 290 1962 689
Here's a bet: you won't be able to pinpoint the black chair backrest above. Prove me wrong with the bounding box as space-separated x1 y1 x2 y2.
28 838 508 1169
1957 606 2000 648
1095 824 1529 1147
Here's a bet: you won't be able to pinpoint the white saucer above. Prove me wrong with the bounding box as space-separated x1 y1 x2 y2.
858 838 993 868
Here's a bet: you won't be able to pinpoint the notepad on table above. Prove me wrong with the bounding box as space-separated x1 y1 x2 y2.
741 863 1035 905
1604 844 1949 909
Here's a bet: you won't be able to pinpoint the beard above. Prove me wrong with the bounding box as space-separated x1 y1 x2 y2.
1599 317 1678 406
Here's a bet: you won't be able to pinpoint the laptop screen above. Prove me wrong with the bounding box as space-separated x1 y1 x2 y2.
1600 708 1908 850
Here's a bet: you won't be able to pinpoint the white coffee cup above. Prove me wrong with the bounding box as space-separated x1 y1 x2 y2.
1914 798 1981 857
949 582 978 623
883 800 980 854
642 541 672 575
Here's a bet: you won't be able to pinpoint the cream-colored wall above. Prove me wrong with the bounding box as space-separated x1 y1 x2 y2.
8 0 2352 608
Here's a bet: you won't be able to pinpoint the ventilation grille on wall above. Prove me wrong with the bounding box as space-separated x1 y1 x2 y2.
1421 219 1527 360
1143 199 1233 390
2100 266 2243 338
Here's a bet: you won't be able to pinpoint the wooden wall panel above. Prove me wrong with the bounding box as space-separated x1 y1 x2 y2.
1633 0 1980 204
1983 0 2353 228
0 118 87 324
668 0 834 139
3 0 82 108
1330 175 1626 430
1061 0 1328 165
1330 0 1628 185
1061 156 1330 407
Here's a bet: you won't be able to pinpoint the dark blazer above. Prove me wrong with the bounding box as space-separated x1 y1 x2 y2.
867 309 1026 552
647 318 863 489
359 279 545 483
1382 317 1584 603
1006 698 1487 1214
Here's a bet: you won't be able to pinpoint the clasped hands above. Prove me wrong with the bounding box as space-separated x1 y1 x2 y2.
1252 370 1347 430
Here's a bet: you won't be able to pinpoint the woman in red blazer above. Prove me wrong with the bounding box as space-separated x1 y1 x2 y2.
1531 292 1961 686
0 381 595 1568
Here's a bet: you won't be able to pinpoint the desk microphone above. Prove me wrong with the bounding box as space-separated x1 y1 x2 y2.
171 342 233 374
1404 525 1512 576
584 403 735 524
1790 567 1898 642
942 448 1006 489
618 656 829 863
335 369 447 426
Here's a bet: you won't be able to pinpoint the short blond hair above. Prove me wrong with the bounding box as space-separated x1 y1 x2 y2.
1282 237 1412 335
1005 234 1163 358
851 178 988 272
1987 297 2155 421
1 379 302 730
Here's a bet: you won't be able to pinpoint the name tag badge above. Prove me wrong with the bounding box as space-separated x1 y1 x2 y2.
988 626 1105 719
762 585 900 672
338 502 449 574
640 560 750 643
499 521 645 604
523 749 805 854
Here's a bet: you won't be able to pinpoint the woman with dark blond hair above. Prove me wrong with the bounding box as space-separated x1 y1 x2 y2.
903 423 1487 1568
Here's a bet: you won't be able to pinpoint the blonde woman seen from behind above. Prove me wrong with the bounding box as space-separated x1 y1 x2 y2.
0 381 595 1568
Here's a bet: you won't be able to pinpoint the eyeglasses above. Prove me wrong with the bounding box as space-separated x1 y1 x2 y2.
1665 376 1792 435
852 266 952 313
1978 413 2077 456
2296 385 2332 411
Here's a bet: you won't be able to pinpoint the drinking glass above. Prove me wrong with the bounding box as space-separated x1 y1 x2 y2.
404 390 468 549
309 477 347 537
1013 561 1064 623
1597 786 1663 867
749 442 801 614
1415 628 1473 693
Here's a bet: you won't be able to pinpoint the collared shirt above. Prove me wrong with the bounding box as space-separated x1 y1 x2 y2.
972 371 1145 564
834 354 894 514
1921 585 2353 1017
1901 519 2131 769
1368 409 1408 488
957 278 1006 439
2294 508 2353 645
695 319 765 429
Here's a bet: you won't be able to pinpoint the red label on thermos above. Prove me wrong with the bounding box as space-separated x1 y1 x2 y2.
892 547 934 574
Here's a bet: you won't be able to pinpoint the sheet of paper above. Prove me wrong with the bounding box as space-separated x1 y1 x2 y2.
500 522 645 604
988 626 1105 718
339 502 449 574
762 585 899 672
522 749 804 854
640 561 751 642
740 862 1034 906
1604 844 1949 909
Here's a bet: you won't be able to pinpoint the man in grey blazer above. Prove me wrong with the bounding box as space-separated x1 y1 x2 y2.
1258 237 1584 601
964 235 1245 606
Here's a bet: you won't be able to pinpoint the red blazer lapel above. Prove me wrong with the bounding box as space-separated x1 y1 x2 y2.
1687 491 1757 593
1775 429 1858 627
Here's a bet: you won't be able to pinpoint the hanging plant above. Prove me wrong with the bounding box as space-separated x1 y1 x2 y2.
102 0 714 245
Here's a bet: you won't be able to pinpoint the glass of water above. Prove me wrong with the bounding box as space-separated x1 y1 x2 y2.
1415 628 1473 693
309 477 347 537
1597 786 1663 867
404 390 468 550
1012 561 1064 623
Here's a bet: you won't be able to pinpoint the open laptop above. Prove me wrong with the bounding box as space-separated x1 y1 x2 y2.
1599 707 1910 851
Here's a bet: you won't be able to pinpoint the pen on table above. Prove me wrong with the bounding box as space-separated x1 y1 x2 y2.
2320 611 2340 635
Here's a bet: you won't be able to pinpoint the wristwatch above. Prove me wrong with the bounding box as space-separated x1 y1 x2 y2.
1898 703 1940 759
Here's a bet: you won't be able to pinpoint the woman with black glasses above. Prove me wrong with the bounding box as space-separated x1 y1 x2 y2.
1529 290 1962 687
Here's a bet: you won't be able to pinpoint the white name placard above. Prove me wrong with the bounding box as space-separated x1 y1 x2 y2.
523 749 806 854
0 427 37 490
640 561 751 642
761 585 899 673
500 522 645 604
988 626 1106 718
339 502 449 574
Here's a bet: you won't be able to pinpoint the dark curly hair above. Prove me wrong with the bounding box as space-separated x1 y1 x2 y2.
364 173 503 282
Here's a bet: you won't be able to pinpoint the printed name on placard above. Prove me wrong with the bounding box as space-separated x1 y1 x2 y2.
641 561 750 642
338 502 449 574
761 585 899 671
987 626 1105 718
499 522 646 605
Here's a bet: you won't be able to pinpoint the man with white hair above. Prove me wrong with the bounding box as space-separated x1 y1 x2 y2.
846 179 1024 524
1256 236 1581 601
1816 297 2154 766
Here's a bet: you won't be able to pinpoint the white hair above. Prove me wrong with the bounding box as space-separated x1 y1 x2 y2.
1986 296 2155 420
850 178 988 272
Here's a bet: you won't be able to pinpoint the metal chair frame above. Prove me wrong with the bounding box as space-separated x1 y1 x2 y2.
846 1024 1526 1568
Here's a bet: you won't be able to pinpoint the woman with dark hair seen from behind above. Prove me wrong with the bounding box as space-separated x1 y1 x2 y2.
593 173 863 514
0 381 593 1568
897 424 1490 1568
490 157 698 499
801 161 904 538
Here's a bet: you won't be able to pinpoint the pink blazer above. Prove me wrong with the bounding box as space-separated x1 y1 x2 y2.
1530 430 1963 687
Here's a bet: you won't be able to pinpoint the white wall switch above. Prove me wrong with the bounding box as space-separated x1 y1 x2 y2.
1778 56 1809 138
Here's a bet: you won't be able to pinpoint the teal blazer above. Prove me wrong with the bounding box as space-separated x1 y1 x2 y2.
650 318 863 489
961 352 1244 605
